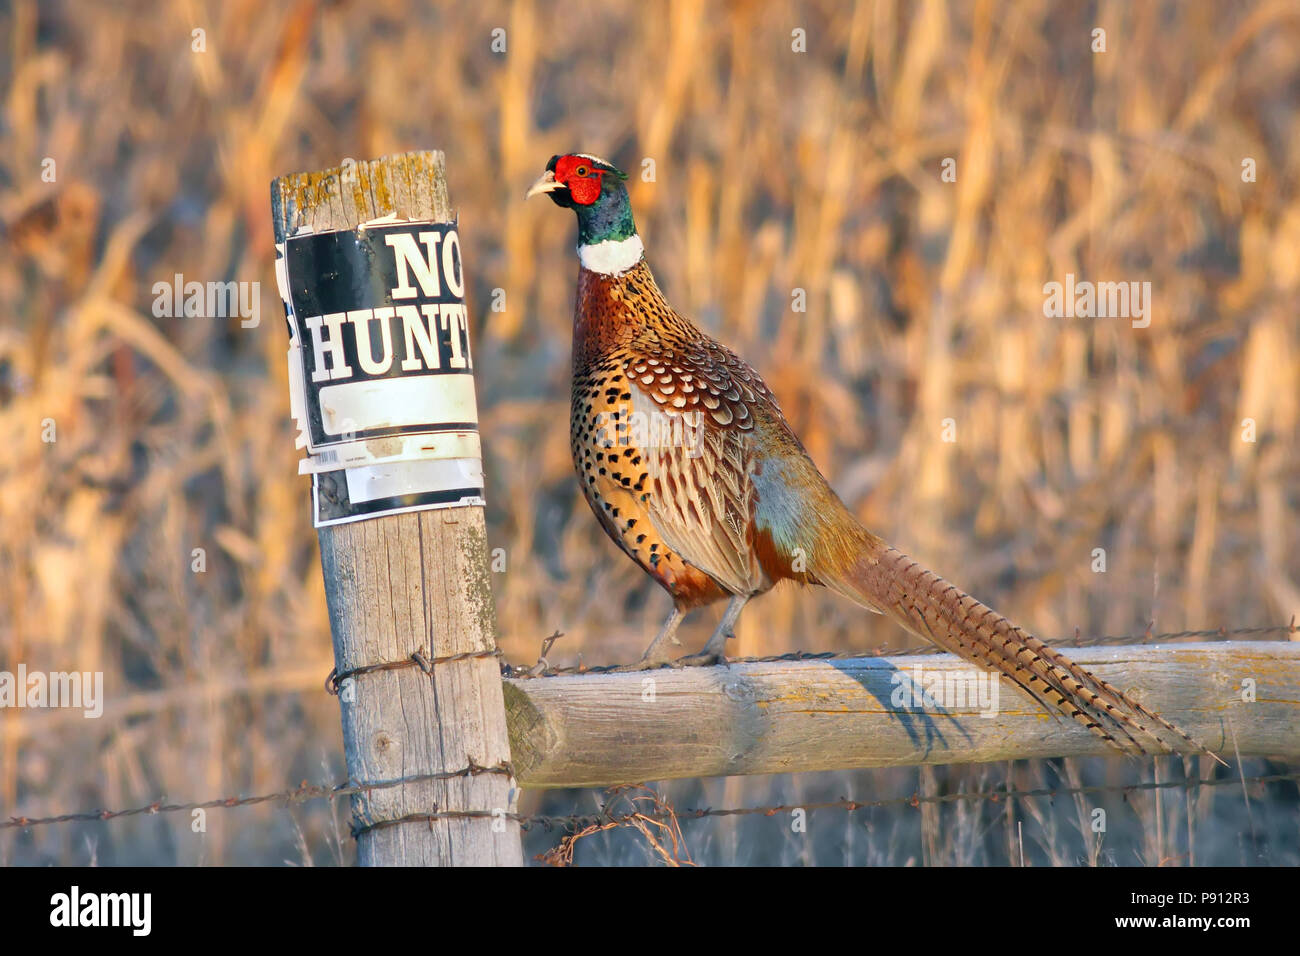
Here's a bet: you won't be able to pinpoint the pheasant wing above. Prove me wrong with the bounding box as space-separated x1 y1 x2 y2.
625 337 779 596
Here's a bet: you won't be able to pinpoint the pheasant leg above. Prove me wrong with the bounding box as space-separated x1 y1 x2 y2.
675 594 748 667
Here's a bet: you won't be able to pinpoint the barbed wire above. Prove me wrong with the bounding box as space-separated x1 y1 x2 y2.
509 620 1297 677
6 760 1298 837
305 621 1294 684
353 770 1300 837
2 760 513 831
326 646 502 695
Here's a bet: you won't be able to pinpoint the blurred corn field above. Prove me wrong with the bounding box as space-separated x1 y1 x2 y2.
1 0 1297 865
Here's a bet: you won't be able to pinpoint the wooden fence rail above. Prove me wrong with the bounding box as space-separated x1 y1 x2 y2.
504 641 1300 788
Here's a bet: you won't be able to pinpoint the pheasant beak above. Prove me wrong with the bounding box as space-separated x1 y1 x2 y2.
525 169 565 200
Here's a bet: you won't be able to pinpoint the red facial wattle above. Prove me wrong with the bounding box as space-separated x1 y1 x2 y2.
555 155 604 206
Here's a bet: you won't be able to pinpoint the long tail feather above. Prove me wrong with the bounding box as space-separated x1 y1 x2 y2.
829 540 1222 761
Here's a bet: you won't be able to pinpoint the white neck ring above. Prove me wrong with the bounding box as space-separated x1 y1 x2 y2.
578 234 644 276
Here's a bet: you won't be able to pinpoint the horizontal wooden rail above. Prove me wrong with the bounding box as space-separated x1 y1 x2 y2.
503 641 1300 788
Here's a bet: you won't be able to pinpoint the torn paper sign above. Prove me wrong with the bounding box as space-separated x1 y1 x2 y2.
311 458 485 528
276 219 486 526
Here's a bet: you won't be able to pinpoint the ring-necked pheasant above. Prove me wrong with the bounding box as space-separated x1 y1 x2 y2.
527 152 1218 759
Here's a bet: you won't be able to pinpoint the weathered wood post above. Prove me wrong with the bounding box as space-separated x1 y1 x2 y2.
270 151 522 866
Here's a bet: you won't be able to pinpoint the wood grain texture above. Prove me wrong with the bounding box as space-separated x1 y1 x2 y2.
272 151 521 866
504 642 1300 788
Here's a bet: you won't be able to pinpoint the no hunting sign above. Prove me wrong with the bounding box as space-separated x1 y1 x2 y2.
276 219 485 527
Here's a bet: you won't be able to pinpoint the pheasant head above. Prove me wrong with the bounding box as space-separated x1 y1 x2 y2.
526 153 643 275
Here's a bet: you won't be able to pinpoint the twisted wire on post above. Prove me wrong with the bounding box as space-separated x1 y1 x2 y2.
325 646 503 695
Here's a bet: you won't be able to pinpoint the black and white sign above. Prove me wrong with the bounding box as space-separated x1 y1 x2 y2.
278 220 485 527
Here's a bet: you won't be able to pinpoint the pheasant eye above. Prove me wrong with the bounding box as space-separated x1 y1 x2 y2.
575 165 589 177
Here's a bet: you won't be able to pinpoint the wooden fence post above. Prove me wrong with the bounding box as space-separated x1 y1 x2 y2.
270 151 522 866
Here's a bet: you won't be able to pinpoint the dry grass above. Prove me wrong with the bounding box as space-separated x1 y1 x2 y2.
536 785 695 866
1 0 1297 865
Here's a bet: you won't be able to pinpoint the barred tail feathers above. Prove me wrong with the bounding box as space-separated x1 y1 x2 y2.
824 540 1219 761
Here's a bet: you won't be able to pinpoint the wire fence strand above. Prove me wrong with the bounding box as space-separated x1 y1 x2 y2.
507 620 1297 676
7 762 1299 836
2 761 514 831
